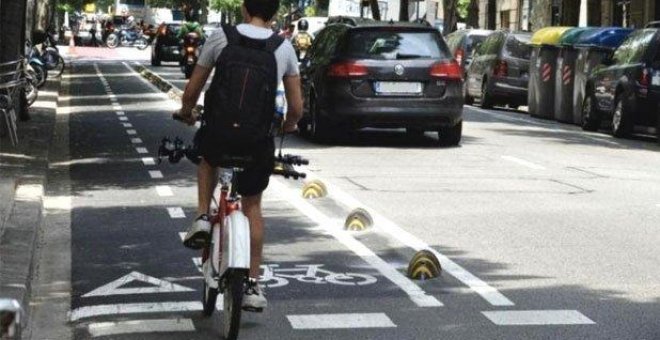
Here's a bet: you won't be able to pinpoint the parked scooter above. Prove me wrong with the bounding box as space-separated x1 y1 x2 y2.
106 28 148 49
26 41 47 88
41 31 65 77
181 32 201 79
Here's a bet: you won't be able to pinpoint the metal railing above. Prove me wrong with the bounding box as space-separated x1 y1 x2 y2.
0 59 27 147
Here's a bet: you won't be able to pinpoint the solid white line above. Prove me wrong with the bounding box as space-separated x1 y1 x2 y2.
305 175 515 307
501 155 546 170
119 116 128 121
287 313 396 329
156 185 174 197
131 138 143 144
270 180 443 307
126 129 137 135
149 170 163 179
141 157 155 166
135 147 148 154
482 310 595 326
122 123 133 128
167 207 186 219
69 301 204 322
88 318 195 337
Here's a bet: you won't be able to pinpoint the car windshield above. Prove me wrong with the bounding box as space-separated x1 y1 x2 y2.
465 34 488 56
344 29 447 60
503 34 532 59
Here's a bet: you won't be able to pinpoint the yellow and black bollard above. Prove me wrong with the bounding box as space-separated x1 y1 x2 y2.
344 208 373 231
407 249 442 280
301 179 328 199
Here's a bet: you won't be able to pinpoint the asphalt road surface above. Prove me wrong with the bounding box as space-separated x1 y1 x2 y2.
28 59 660 340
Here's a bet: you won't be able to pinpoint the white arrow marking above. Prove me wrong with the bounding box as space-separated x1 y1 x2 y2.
82 271 194 297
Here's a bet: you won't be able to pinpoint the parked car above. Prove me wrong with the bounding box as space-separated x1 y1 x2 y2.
466 30 532 109
299 21 463 145
581 28 660 138
445 29 493 103
151 22 182 66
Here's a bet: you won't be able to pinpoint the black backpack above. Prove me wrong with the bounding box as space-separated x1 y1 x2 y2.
201 25 284 166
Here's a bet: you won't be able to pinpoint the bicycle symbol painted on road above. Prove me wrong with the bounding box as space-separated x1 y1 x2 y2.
259 264 378 288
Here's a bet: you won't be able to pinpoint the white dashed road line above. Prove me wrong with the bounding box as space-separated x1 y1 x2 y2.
141 157 156 166
88 319 196 337
501 155 546 170
131 138 143 144
119 116 129 121
287 313 397 330
148 170 163 179
126 129 137 135
482 310 595 326
122 123 133 128
135 147 148 154
156 185 174 197
167 207 186 219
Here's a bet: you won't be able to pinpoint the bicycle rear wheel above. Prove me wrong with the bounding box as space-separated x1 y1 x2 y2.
223 270 246 340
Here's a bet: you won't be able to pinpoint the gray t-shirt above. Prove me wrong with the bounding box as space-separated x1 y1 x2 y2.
198 23 299 81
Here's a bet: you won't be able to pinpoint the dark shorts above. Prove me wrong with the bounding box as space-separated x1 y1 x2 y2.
200 133 275 197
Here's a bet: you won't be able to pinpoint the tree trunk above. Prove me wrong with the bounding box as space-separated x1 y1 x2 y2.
369 0 381 20
443 0 459 34
399 0 409 21
466 0 479 28
530 0 552 31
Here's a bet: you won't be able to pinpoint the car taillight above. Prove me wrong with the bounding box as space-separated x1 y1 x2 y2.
327 62 368 77
455 48 464 66
494 60 508 77
429 61 462 80
639 68 650 87
186 46 195 53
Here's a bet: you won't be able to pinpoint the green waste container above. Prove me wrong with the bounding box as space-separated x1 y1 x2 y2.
572 27 634 125
554 27 593 123
528 27 573 119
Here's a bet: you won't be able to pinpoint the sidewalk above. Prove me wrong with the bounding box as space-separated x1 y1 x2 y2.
0 76 61 316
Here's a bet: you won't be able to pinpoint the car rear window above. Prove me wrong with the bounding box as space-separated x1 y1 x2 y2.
465 34 488 56
503 34 532 59
343 29 449 60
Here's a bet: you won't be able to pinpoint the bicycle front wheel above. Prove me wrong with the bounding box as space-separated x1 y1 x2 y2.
52 56 65 78
223 270 246 340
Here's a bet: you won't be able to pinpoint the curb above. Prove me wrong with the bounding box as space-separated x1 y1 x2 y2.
130 63 183 102
0 77 61 316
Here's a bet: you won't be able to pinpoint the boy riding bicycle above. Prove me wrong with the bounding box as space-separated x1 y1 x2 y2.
175 0 303 311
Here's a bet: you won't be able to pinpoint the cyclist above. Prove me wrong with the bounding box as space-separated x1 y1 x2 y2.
176 0 303 312
177 9 205 41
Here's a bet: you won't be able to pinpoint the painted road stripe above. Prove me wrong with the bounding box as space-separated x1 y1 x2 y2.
82 271 193 297
122 123 133 128
168 207 186 219
482 310 595 326
119 116 128 121
88 318 195 337
149 170 163 179
112 105 122 111
126 129 137 135
131 138 143 144
271 180 442 307
69 301 211 322
156 185 174 197
287 313 396 329
501 156 546 170
303 174 515 307
142 157 156 166
135 147 148 154
116 111 125 116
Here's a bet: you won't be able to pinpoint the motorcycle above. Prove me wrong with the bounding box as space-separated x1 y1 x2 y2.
106 28 148 49
181 32 201 79
25 41 47 88
41 32 65 77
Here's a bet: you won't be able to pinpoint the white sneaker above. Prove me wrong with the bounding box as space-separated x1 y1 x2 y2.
242 278 267 312
182 214 211 249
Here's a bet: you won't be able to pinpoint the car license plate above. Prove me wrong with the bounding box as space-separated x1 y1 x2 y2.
375 82 422 95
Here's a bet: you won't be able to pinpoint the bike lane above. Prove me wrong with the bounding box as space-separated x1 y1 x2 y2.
65 61 591 340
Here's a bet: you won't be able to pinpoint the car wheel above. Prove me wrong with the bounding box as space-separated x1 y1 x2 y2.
437 121 462 146
463 81 474 106
136 37 149 50
480 80 493 109
310 97 332 143
581 93 600 131
611 94 632 138
106 34 118 48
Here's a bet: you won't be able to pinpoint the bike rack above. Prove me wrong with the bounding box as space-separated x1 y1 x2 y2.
0 59 27 147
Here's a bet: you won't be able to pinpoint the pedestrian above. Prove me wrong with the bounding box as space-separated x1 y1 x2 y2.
175 0 303 312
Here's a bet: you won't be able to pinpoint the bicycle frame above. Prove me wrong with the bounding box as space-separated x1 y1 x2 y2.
204 168 251 288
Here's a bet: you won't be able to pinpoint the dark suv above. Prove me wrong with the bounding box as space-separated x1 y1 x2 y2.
445 29 493 103
299 21 463 145
151 22 182 66
465 30 532 109
582 28 660 138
